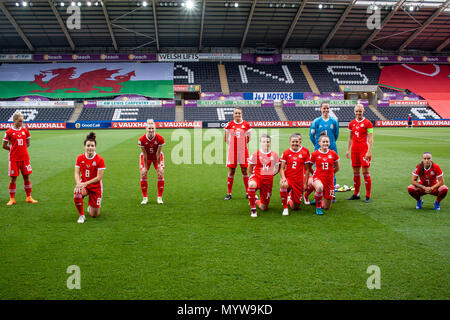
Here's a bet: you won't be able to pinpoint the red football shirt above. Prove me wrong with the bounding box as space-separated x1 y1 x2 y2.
225 120 251 165
412 163 443 187
138 133 165 161
75 153 106 188
309 149 339 181
3 126 30 161
248 150 279 180
280 147 310 182
348 118 373 153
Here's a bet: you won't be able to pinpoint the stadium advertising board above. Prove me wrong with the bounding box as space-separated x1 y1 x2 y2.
243 92 303 101
0 101 74 107
0 122 66 129
321 54 361 61
281 54 320 61
261 100 275 107
111 121 202 129
33 54 157 61
376 120 450 127
96 100 162 107
200 92 244 100
390 100 428 105
67 121 112 129
0 54 32 61
303 92 344 100
15 96 50 101
161 100 176 107
362 55 449 63
295 100 358 106
198 53 241 60
158 53 199 62
173 85 201 92
197 100 262 106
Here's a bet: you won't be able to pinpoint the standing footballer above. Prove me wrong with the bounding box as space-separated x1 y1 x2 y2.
138 119 165 205
2 112 38 206
346 104 374 203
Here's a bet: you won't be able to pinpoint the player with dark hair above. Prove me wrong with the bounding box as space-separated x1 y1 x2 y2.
224 107 252 200
247 134 280 218
279 133 310 216
138 119 165 205
2 112 38 206
73 132 106 224
346 104 374 203
408 152 447 211
309 133 340 215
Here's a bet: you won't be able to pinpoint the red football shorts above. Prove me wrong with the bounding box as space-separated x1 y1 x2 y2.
9 159 32 177
351 151 371 168
313 175 334 200
226 146 249 168
286 177 304 204
81 184 103 208
140 152 165 170
249 175 273 205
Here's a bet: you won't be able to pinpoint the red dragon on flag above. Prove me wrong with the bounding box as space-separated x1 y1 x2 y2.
30 67 136 93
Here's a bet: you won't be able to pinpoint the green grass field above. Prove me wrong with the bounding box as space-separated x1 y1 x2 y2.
0 127 449 300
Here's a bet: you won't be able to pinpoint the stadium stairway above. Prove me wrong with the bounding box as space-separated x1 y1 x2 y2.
176 105 184 121
300 64 321 94
68 103 84 122
368 105 387 120
218 64 230 95
275 104 288 121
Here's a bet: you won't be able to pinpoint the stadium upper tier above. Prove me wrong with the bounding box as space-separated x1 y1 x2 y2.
376 106 441 120
0 107 73 122
173 62 222 92
223 62 311 93
305 62 381 93
78 107 176 121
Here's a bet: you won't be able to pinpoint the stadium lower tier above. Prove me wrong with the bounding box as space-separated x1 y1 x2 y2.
0 105 444 124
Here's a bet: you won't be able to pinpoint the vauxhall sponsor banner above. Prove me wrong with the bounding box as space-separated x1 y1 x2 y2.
0 122 66 130
0 63 174 99
376 120 450 127
0 100 74 107
243 92 303 101
111 121 202 129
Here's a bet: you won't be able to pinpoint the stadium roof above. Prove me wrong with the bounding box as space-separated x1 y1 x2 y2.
0 0 449 54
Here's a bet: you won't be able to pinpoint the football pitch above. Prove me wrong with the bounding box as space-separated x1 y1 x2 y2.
0 127 449 300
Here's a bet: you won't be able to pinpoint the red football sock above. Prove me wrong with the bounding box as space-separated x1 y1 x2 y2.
73 193 84 215
248 187 256 209
288 200 294 209
243 174 249 194
436 186 448 203
24 180 32 197
9 182 16 199
353 172 361 196
227 174 234 194
304 185 313 201
280 188 288 209
408 185 420 201
363 173 372 198
314 192 323 209
140 178 148 197
157 178 165 197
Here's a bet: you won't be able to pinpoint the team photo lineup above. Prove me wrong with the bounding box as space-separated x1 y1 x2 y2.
0 0 449 302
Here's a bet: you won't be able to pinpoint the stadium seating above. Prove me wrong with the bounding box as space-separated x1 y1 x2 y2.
184 107 280 122
173 62 222 92
0 107 74 122
224 62 311 93
283 106 380 122
306 63 381 93
77 107 176 121
376 106 441 120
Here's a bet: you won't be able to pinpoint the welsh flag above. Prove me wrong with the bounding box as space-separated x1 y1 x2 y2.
0 63 174 99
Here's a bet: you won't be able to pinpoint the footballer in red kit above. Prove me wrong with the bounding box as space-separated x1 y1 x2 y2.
408 152 447 211
309 133 340 215
224 107 252 200
247 134 280 218
279 133 310 216
73 132 106 224
138 119 165 205
2 112 38 206
346 104 374 203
